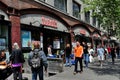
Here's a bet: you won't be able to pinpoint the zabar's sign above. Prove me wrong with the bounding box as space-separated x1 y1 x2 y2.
93 34 100 38
80 29 86 35
41 16 57 28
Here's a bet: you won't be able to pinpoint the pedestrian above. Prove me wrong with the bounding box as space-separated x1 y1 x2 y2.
5 48 10 63
0 50 12 80
88 46 94 63
47 45 53 57
116 46 120 58
65 43 71 67
82 42 89 68
107 45 111 58
70 49 75 65
73 41 83 74
28 42 48 80
97 44 105 67
10 42 25 80
111 45 116 64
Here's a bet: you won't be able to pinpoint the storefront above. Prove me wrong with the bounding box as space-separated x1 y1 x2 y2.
92 32 101 48
0 10 11 51
101 34 108 47
72 26 91 45
20 14 71 55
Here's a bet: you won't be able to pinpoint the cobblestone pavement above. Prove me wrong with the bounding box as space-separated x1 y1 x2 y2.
7 58 120 80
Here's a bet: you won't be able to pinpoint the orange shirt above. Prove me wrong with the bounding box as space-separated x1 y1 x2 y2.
74 46 83 58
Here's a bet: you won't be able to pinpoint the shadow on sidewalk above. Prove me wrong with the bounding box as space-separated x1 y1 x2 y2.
89 59 120 77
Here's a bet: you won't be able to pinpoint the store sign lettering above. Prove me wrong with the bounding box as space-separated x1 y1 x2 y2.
41 17 57 28
93 34 99 37
80 29 86 35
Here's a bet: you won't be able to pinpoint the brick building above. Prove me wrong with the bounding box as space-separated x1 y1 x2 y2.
0 0 108 53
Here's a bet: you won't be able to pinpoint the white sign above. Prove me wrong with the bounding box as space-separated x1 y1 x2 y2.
53 40 60 49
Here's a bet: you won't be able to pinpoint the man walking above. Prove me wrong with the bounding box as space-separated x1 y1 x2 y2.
73 41 83 74
82 42 89 68
97 44 105 67
28 42 48 80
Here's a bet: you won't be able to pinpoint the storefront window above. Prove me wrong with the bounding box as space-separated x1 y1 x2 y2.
53 39 60 49
0 24 8 50
73 1 81 19
54 0 67 12
21 30 31 47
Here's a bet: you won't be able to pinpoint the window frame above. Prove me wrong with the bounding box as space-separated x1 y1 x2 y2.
54 0 67 12
73 1 81 19
85 11 90 23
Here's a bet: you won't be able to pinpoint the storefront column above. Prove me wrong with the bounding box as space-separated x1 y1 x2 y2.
10 15 21 48
91 36 94 48
101 38 104 47
70 30 75 42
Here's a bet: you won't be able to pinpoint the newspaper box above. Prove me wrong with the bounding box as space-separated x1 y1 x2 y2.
47 58 64 74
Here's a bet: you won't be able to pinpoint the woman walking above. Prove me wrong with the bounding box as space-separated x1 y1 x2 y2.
65 44 71 67
10 42 25 80
111 46 116 64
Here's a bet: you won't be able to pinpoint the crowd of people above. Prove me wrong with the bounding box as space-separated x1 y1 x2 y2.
0 42 48 80
64 41 120 75
0 41 119 79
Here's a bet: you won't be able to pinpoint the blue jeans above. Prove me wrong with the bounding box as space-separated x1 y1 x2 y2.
32 67 43 80
83 54 89 67
65 57 71 66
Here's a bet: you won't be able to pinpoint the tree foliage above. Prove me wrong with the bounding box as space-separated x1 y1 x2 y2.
82 0 120 36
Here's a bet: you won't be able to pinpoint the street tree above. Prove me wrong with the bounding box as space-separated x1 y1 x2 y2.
82 0 120 37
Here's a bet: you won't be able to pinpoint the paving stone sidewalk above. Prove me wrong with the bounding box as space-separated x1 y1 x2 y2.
7 58 120 80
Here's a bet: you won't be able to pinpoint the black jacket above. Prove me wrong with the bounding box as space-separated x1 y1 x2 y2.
10 49 25 64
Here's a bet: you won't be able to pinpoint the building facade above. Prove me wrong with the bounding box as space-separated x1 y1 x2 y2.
0 0 111 54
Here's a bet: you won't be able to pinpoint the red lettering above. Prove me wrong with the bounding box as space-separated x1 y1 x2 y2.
80 29 86 35
41 16 57 28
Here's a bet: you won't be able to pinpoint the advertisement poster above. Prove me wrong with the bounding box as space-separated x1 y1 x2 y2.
53 40 60 49
22 31 31 47
0 38 6 50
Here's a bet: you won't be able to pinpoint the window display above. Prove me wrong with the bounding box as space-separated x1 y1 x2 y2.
53 39 60 49
21 31 31 47
0 38 6 50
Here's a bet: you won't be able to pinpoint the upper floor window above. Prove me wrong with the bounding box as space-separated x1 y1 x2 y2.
54 0 67 12
73 1 81 19
38 0 45 1
85 11 90 23
93 16 96 26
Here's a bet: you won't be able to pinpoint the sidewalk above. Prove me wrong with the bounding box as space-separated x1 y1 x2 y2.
7 58 120 80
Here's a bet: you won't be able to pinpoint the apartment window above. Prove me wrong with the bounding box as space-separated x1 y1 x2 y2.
54 0 67 12
73 2 81 19
85 11 90 23
38 0 45 1
98 21 101 28
93 16 96 26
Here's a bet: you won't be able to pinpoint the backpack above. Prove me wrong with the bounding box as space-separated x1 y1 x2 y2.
30 50 41 68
